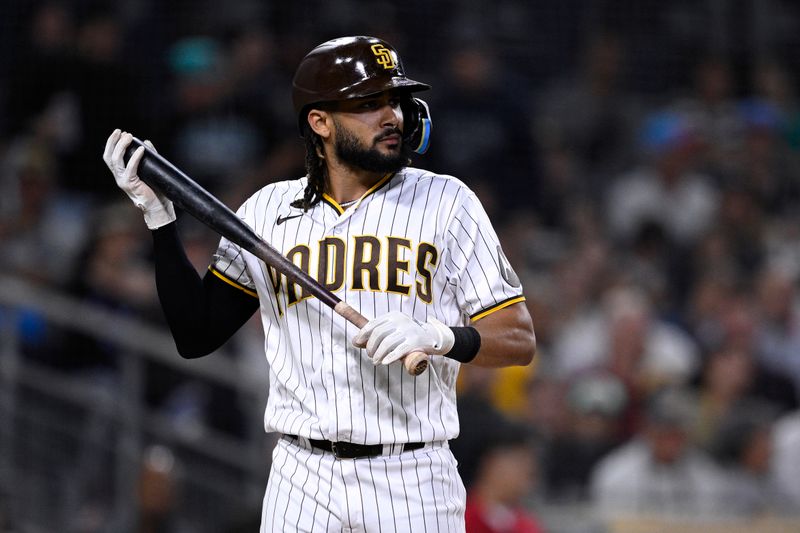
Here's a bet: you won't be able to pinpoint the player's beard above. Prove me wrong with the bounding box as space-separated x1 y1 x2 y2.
333 119 411 174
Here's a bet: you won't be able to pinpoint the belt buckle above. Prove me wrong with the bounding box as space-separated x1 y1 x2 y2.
330 441 378 459
330 441 340 458
331 441 356 459
330 441 349 459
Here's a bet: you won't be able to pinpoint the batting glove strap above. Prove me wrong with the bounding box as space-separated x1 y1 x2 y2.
421 317 455 355
142 200 177 230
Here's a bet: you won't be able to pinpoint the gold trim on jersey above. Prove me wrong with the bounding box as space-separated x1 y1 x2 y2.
321 194 345 215
356 172 394 206
208 267 259 298
470 296 526 322
321 172 394 215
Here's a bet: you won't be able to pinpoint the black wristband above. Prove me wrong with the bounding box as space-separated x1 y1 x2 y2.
444 326 481 363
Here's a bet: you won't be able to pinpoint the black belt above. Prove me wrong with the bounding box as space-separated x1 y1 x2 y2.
284 435 425 459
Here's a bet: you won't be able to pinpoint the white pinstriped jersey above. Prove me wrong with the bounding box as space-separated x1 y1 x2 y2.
211 167 524 445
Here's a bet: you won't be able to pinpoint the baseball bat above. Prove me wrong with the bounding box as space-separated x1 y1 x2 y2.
123 137 429 376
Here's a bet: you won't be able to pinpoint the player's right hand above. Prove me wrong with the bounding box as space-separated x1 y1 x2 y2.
352 311 454 366
103 129 176 230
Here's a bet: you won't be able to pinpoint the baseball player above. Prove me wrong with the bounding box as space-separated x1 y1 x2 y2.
103 36 535 532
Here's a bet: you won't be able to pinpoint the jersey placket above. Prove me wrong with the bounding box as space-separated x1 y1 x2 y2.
341 203 371 443
320 202 366 442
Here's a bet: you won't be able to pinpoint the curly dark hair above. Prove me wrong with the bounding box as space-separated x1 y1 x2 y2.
291 123 328 211
291 112 411 209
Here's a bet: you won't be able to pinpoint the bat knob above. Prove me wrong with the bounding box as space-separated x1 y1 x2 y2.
404 351 429 376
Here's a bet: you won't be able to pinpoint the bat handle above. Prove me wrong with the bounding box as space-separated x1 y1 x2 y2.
334 302 429 376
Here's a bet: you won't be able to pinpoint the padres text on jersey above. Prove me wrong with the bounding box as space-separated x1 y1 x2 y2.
210 168 525 445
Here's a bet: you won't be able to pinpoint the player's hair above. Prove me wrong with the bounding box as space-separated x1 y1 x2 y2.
291 125 327 211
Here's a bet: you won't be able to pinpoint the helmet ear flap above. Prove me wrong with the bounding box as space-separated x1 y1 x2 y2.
402 97 432 154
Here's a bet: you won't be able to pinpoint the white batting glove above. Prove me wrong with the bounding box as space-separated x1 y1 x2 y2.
102 129 176 230
352 311 454 365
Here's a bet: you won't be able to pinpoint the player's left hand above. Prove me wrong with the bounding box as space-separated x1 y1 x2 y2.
353 311 454 365
103 129 176 230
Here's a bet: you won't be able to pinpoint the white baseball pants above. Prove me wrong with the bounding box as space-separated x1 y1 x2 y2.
260 437 466 532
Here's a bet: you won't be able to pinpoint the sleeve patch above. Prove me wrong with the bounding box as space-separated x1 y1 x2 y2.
497 245 521 288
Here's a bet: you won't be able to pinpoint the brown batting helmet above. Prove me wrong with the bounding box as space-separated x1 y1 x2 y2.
292 36 432 151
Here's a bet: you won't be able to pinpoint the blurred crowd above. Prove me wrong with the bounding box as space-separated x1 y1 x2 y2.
3 0 800 532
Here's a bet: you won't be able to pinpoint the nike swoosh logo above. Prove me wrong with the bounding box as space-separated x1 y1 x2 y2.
276 213 303 225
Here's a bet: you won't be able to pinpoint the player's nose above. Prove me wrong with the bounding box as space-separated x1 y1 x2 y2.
381 103 402 130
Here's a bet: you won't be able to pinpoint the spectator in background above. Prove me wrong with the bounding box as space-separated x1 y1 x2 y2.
544 370 627 502
728 99 800 214
453 363 541 496
772 409 800 513
692 347 753 448
224 25 291 129
57 202 158 374
751 60 800 150
606 110 719 250
60 2 143 199
710 400 792 517
715 285 797 409
693 343 796 450
519 372 568 447
535 32 639 196
713 184 768 279
754 264 800 399
527 143 587 231
0 140 89 286
551 235 612 309
105 444 196 533
464 417 544 533
74 202 159 316
484 363 537 421
452 363 511 490
590 387 728 519
136 445 181 533
671 56 743 173
552 285 700 412
684 270 740 351
0 139 89 364
5 1 76 140
224 26 306 190
763 210 800 284
159 35 272 194
616 217 696 315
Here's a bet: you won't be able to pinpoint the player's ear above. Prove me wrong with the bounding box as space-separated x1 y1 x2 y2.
307 109 332 139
